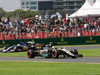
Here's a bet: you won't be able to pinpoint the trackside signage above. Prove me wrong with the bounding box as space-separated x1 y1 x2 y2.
85 37 96 43
0 36 100 48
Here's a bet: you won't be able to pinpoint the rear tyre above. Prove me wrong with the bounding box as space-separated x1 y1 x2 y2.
27 50 35 58
52 50 59 59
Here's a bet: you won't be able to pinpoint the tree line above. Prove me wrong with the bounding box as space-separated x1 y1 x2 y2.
0 8 40 19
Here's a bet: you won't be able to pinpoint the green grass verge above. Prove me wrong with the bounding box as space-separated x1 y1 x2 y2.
0 49 100 57
0 52 26 57
0 61 100 75
78 49 100 57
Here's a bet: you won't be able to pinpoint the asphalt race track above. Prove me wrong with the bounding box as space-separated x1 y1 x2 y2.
0 45 100 63
0 57 100 63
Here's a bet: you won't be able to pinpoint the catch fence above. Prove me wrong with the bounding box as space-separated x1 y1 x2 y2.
0 30 100 40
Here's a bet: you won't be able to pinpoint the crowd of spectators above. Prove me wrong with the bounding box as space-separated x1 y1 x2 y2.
0 15 100 40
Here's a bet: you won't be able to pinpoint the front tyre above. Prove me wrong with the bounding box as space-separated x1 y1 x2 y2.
70 49 78 55
27 50 35 58
70 49 78 59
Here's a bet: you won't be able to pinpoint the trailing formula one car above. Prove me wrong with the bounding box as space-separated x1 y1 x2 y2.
3 42 29 53
3 41 41 53
27 44 83 59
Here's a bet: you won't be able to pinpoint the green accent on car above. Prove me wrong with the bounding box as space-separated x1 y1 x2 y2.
41 55 48 57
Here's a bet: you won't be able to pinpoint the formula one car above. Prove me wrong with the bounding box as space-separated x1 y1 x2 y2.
3 41 41 53
27 44 83 59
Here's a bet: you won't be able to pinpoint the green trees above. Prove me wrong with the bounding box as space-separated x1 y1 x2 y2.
0 8 6 17
0 8 40 19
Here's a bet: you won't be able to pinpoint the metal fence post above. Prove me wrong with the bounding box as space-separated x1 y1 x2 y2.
46 10 49 38
17 11 20 39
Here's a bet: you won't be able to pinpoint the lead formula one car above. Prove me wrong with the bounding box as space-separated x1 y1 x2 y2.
27 45 83 59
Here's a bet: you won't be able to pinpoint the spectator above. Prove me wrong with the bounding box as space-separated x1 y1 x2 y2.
0 15 100 40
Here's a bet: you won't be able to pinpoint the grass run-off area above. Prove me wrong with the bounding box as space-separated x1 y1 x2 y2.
0 49 100 57
0 61 100 75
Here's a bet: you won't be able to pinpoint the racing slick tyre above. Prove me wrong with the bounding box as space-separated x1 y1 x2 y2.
71 49 78 55
70 49 78 59
27 50 35 58
70 49 78 55
52 50 59 59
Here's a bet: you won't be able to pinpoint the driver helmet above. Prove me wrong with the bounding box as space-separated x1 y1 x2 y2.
52 46 55 50
48 44 53 47
17 44 20 46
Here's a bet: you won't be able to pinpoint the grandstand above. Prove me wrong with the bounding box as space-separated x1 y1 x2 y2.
0 16 100 40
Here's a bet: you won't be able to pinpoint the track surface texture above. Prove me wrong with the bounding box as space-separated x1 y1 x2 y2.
0 57 100 63
0 45 100 63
